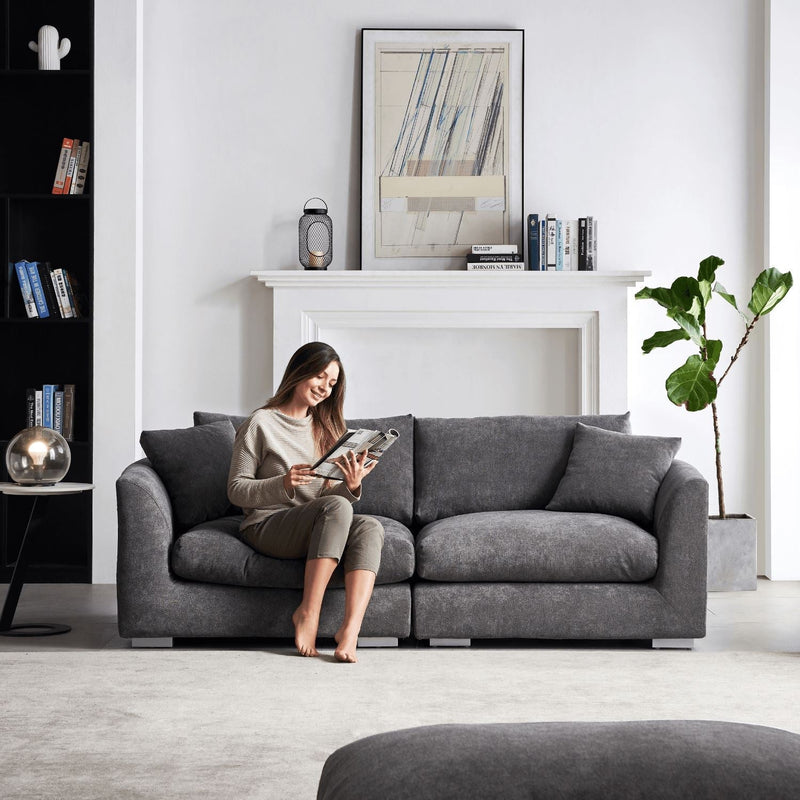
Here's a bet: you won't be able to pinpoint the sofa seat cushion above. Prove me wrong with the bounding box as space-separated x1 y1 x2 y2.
415 510 657 583
171 515 414 588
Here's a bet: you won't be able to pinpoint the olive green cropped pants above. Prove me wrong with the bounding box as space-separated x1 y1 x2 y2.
242 495 384 575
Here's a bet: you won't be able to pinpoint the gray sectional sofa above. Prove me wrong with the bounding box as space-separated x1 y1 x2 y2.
116 412 708 647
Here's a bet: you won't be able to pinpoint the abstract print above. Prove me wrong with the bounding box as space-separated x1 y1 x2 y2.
375 42 511 257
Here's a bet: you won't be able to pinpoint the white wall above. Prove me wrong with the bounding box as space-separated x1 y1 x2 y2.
94 0 772 579
765 0 800 579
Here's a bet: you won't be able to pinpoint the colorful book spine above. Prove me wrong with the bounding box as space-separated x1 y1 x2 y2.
25 261 50 318
578 218 588 270
70 141 90 194
62 139 81 194
35 390 43 425
62 384 75 441
586 217 596 271
52 137 74 195
26 388 36 427
37 262 61 317
14 260 39 318
62 271 80 317
53 390 65 434
42 384 57 429
53 269 75 318
539 219 547 271
526 214 540 271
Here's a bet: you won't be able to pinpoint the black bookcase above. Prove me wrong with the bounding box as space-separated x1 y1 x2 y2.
0 1 93 582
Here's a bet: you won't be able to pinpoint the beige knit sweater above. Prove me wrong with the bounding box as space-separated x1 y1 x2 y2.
227 408 360 531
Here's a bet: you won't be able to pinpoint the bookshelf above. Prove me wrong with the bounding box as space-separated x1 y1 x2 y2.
0 1 93 582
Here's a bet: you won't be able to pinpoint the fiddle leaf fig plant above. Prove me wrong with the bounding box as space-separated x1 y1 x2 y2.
636 256 793 519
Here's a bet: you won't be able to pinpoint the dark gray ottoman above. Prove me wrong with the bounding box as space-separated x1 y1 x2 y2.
317 721 800 799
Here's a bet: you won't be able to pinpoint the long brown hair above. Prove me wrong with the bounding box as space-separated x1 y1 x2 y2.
263 342 346 454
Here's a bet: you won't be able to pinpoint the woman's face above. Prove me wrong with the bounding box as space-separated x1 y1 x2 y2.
295 360 340 408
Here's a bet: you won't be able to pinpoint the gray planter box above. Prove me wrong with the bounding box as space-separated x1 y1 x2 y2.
707 514 757 592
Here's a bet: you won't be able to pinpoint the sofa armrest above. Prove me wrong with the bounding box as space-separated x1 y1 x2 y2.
116 459 177 637
651 459 709 632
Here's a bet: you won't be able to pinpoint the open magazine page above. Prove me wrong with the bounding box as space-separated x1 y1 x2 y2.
312 428 399 480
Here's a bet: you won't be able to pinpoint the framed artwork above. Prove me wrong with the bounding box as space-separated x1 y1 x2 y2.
361 28 524 270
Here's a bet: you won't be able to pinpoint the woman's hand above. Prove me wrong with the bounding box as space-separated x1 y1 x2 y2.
336 449 377 493
283 464 316 496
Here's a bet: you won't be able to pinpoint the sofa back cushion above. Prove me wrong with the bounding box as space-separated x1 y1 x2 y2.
140 419 237 531
194 410 414 527
194 410 248 429
345 414 414 527
413 414 631 527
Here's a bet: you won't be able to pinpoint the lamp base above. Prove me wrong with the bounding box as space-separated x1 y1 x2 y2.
303 266 327 271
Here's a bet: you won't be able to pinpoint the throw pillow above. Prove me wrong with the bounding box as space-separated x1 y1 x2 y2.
140 419 236 530
545 423 681 528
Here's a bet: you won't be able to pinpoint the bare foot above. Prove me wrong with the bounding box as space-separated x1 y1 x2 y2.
334 625 359 663
292 607 319 657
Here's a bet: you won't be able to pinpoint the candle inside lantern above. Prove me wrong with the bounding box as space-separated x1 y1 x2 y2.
308 250 325 268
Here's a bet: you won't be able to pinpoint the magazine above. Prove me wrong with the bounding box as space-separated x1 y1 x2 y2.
312 428 399 480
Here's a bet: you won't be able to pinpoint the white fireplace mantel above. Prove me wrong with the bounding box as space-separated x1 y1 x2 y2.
251 270 650 416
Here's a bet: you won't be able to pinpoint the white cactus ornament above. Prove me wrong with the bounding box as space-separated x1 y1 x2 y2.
28 25 71 70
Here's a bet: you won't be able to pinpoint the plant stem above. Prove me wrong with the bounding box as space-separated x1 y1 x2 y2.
717 316 759 388
711 400 725 518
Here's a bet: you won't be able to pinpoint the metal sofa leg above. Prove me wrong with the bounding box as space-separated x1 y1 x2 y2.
357 637 399 648
429 638 471 647
652 638 694 649
131 637 174 648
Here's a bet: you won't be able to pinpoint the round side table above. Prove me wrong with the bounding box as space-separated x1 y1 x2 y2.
0 481 94 637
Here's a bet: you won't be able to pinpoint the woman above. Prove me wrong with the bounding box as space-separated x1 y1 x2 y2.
227 341 384 663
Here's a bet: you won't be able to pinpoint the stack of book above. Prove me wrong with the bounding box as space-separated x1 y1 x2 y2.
14 260 82 319
26 384 76 440
52 137 90 195
466 244 524 271
526 214 598 271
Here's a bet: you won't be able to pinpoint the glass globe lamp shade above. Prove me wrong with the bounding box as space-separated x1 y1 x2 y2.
5 426 71 486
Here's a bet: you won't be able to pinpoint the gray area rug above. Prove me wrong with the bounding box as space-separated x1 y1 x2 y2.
2 648 799 799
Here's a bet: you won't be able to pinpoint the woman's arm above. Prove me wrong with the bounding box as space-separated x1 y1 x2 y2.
227 417 291 509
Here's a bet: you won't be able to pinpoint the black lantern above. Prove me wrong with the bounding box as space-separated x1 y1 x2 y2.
299 198 332 270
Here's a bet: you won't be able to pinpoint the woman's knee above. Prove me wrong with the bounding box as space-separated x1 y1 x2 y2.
351 515 385 549
353 514 385 546
312 494 353 522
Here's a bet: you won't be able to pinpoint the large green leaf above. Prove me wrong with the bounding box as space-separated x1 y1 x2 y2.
698 279 713 310
705 338 722 372
665 354 717 411
635 286 681 310
642 328 690 353
698 255 725 283
671 277 702 312
667 309 705 348
748 268 794 316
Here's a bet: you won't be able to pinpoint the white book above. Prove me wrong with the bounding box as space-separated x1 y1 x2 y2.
70 141 90 195
466 262 525 271
35 390 43 425
53 269 75 318
471 244 519 255
545 216 557 270
563 220 579 271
